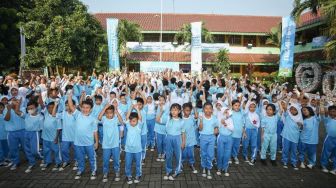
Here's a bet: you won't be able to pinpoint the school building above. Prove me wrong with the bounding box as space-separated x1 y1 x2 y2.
94 11 327 74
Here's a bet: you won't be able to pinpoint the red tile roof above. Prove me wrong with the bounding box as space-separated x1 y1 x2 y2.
127 52 279 64
94 13 281 33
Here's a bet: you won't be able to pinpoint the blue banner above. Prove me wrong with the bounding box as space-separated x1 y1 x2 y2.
106 18 120 71
279 16 296 77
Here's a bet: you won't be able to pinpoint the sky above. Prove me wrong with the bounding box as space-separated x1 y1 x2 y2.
80 0 295 16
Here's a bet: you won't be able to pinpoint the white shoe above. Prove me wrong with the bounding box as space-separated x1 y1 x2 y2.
321 167 329 173
206 170 212 179
228 160 232 164
330 169 336 175
306 164 313 169
216 170 221 176
25 165 33 173
300 162 306 169
168 175 174 181
224 172 230 177
6 162 13 168
234 158 239 165
10 164 17 171
90 172 97 180
202 169 207 177
75 171 82 180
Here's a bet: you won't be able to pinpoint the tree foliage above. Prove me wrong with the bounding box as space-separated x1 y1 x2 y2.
117 20 143 69
0 0 33 74
215 49 230 75
266 23 282 48
21 0 106 73
174 23 214 44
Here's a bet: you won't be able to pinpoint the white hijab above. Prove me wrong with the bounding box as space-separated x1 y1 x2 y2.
287 103 303 125
247 101 260 128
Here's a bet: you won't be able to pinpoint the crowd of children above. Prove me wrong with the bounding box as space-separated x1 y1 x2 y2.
0 70 335 184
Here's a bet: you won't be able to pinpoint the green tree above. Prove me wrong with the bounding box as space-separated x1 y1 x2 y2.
21 0 105 74
117 20 143 70
174 23 214 44
291 0 336 59
215 49 230 75
0 0 33 74
266 23 282 48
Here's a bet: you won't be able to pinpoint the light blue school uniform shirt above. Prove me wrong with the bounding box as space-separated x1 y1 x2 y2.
209 86 218 95
323 116 336 137
281 112 301 143
183 115 197 146
24 114 44 131
59 96 79 113
261 114 280 134
58 111 76 142
155 110 168 134
231 111 245 138
73 110 98 146
101 116 120 149
0 114 7 140
165 118 185 136
125 122 142 153
91 104 104 120
218 120 233 136
300 116 319 144
244 114 259 130
3 108 25 131
119 102 130 120
144 104 156 120
42 111 61 142
198 115 218 135
217 87 225 94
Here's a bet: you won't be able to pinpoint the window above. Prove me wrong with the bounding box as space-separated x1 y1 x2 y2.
228 35 242 46
243 36 256 47
143 33 160 42
213 34 225 43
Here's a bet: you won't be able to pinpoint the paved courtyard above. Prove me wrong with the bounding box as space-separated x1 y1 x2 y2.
0 125 335 188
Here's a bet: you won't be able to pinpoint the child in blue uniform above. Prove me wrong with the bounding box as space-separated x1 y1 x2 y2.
91 95 104 144
242 101 260 165
4 97 26 170
181 102 198 173
155 95 168 162
58 99 78 171
125 105 143 185
198 102 218 180
260 103 279 166
23 101 44 173
231 100 244 164
98 103 124 182
299 106 319 169
280 103 303 170
161 103 186 181
320 105 336 175
67 94 99 180
0 102 9 166
216 107 234 177
145 95 156 151
40 101 62 171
